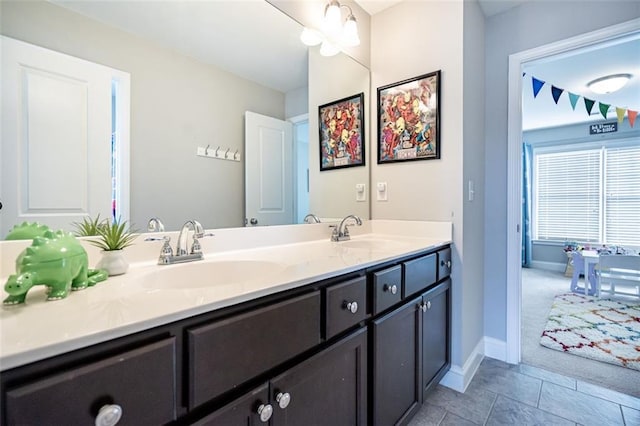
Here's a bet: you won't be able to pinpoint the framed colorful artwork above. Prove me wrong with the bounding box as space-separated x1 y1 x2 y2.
318 92 365 171
377 70 441 164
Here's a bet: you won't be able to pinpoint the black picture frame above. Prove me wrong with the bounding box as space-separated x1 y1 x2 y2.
377 70 441 164
318 92 365 171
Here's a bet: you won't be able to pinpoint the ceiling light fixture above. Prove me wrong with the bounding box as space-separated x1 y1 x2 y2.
586 73 632 94
300 1 360 56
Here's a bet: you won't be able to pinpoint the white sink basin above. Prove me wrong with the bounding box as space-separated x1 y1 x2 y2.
140 259 287 290
338 238 403 251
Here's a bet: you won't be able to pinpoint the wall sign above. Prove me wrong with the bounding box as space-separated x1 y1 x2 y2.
589 122 617 135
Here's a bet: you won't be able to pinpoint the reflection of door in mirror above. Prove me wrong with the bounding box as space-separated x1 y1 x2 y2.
0 36 130 238
245 111 300 226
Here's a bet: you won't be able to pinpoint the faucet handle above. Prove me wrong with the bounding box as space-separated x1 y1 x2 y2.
146 236 174 264
190 233 214 255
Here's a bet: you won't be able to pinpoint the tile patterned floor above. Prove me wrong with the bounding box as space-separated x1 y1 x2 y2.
408 358 640 426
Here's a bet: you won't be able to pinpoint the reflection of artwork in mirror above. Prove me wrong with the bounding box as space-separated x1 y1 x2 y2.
319 93 365 171
377 71 440 164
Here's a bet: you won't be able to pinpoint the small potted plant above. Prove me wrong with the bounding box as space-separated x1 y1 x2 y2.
75 215 137 276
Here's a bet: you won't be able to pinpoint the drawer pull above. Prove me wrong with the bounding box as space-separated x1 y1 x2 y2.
441 259 451 268
343 301 359 314
383 284 398 295
257 403 273 422
276 391 291 409
95 404 122 426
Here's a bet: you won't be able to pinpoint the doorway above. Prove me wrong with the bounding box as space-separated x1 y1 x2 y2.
505 18 639 366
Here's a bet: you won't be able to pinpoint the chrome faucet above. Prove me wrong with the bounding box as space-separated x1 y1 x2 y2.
147 217 165 232
331 215 362 242
176 220 205 257
303 213 321 224
146 219 212 265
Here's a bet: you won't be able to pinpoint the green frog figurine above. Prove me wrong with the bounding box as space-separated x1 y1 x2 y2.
3 229 108 305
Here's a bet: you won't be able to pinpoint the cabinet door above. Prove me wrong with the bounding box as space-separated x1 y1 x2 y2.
5 338 176 426
193 383 272 426
421 279 451 394
372 297 421 426
270 328 367 426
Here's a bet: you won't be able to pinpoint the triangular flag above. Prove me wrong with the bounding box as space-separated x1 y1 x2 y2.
584 98 595 115
599 103 610 119
551 86 564 104
616 107 626 123
532 77 545 98
628 110 638 128
568 93 580 110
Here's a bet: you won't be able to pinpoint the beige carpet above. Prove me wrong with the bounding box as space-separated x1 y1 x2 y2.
522 267 640 397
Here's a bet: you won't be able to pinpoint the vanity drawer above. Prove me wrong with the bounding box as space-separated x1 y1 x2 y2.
187 291 321 409
372 265 402 314
438 247 452 280
5 338 176 426
403 254 437 297
325 276 367 339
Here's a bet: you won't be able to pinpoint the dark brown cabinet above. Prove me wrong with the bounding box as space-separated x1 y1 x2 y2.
200 328 368 426
4 338 176 426
187 291 321 408
270 328 368 426
421 279 451 392
1 245 451 426
372 297 421 426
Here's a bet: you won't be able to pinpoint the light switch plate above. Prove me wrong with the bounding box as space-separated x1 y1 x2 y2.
377 182 388 201
356 184 366 202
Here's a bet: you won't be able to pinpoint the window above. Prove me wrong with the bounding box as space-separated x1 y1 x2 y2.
533 141 640 246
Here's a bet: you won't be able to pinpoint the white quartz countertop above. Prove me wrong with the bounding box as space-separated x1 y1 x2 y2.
0 220 451 371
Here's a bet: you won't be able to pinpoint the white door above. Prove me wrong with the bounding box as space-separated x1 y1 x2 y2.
245 111 294 226
1 36 128 237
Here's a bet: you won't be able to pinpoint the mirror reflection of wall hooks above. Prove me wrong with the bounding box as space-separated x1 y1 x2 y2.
196 145 241 162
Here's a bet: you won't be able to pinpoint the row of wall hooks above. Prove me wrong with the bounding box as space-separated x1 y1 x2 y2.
196 145 241 162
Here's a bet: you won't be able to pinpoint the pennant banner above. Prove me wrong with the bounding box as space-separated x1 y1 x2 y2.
532 77 545 98
527 75 637 128
551 86 564 104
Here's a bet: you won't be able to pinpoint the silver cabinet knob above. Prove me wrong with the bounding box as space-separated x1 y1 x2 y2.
427 300 431 310
383 284 398 295
420 301 427 313
95 404 122 426
257 403 273 422
275 392 291 409
343 301 358 314
441 259 451 268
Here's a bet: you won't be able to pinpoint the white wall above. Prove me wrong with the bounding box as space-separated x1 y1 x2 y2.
484 1 640 343
308 49 370 220
1 1 286 231
371 0 486 373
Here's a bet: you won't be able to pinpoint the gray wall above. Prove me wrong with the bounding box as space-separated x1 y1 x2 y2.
484 1 640 342
371 0 486 369
1 1 286 231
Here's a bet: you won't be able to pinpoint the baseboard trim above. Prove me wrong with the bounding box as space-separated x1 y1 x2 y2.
530 260 565 272
484 336 507 361
439 339 484 393
440 336 511 392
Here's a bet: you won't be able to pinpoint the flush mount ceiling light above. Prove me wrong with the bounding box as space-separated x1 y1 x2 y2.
586 73 632 94
300 0 360 57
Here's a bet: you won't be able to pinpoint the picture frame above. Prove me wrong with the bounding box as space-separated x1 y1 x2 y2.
318 92 365 171
377 70 441 164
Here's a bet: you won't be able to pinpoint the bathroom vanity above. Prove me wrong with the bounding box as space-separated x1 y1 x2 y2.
0 221 452 425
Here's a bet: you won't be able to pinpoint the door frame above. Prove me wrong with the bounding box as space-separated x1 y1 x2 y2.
289 113 309 224
505 18 640 363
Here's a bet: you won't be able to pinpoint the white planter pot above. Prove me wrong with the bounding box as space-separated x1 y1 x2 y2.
96 250 129 276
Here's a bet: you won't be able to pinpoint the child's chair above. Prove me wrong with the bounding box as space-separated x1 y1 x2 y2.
570 251 596 295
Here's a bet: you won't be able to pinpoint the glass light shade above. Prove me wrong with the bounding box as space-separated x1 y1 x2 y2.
342 16 360 47
324 1 342 37
587 74 631 94
320 40 340 57
300 28 323 46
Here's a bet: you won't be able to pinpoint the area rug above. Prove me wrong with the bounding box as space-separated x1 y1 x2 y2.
540 293 640 371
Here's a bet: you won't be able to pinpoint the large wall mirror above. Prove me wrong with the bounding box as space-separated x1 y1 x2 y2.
0 0 371 234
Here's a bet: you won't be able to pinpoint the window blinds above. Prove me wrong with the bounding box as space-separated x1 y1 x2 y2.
604 146 640 245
